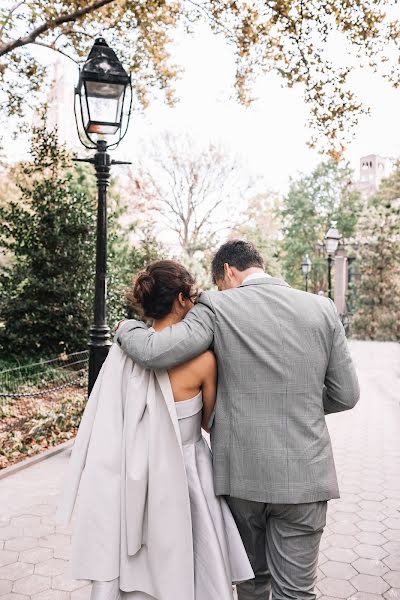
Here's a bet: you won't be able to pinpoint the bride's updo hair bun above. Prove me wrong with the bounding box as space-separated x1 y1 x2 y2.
126 260 196 320
134 272 156 304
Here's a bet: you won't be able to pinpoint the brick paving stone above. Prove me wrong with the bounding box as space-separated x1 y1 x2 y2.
320 537 331 551
318 577 357 598
384 589 400 600
324 547 358 563
0 563 33 581
383 542 400 556
356 532 387 546
355 544 389 560
332 512 360 524
34 559 68 577
4 538 38 552
351 593 387 600
23 526 55 539
325 534 358 549
335 503 360 514
39 535 70 550
385 557 400 571
52 547 71 561
320 561 357 580
359 501 385 512
0 580 12 595
0 521 10 529
18 548 53 564
383 499 400 509
318 553 328 566
352 558 389 576
383 508 400 518
331 521 360 535
385 573 400 588
10 517 42 529
360 492 386 502
71 586 92 600
54 526 72 536
25 506 56 518
0 553 18 569
357 520 386 533
32 590 69 600
384 530 400 542
51 575 89 592
351 574 390 594
358 510 386 522
384 519 400 530
0 530 23 543
13 575 50 595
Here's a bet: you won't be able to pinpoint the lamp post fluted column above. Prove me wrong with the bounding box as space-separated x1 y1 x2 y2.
324 223 341 302
75 143 130 393
327 254 333 300
89 140 112 392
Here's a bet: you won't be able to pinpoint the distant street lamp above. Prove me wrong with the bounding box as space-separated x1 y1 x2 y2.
324 223 341 300
74 37 132 394
301 254 312 292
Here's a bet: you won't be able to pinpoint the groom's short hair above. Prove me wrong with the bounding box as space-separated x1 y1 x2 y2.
211 239 264 284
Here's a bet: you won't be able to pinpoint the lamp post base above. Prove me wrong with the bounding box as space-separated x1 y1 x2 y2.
88 325 112 394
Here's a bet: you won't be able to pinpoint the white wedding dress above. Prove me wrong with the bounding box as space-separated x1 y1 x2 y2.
91 390 254 600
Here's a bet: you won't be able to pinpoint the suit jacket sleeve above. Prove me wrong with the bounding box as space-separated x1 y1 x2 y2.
323 300 360 414
114 292 216 370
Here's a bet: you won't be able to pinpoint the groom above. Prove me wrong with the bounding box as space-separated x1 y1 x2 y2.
115 239 360 600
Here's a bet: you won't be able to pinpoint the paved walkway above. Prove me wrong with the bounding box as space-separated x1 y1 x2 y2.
0 341 399 600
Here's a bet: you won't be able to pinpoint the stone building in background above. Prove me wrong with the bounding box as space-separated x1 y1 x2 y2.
334 154 394 326
355 154 394 200
33 57 78 150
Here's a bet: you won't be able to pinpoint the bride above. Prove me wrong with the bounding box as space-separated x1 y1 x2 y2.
57 259 253 600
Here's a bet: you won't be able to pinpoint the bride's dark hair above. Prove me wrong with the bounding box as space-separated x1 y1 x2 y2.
126 260 196 320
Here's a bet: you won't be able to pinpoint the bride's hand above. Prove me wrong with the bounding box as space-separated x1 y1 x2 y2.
113 319 127 333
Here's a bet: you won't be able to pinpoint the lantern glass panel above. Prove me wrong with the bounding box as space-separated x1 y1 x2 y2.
84 81 125 134
301 256 312 274
325 237 339 255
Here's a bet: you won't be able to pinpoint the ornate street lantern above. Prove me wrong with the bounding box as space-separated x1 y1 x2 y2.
75 37 132 147
324 223 341 256
301 254 312 276
301 254 312 292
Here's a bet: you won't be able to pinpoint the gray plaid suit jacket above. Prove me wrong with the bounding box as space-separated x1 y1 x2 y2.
115 277 360 504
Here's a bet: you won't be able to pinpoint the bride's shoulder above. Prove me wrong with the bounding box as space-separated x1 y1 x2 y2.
190 350 216 374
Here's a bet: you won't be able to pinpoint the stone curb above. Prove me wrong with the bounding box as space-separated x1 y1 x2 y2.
0 439 74 480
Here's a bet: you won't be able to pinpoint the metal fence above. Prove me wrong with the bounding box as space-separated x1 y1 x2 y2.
0 351 89 468
0 351 88 400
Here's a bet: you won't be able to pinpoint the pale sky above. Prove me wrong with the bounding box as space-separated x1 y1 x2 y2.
4 20 400 194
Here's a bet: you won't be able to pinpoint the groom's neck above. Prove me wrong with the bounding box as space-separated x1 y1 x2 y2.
236 267 265 285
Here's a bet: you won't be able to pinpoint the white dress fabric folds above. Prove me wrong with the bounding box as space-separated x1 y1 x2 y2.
56 343 253 600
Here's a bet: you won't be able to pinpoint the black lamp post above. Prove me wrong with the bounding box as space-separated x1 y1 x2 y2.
74 37 132 393
301 254 312 292
324 223 341 300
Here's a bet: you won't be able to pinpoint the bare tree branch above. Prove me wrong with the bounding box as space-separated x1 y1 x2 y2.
133 133 252 260
0 0 116 57
0 1 26 40
32 41 79 65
